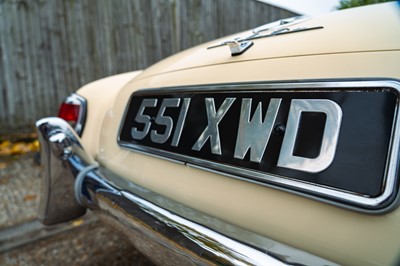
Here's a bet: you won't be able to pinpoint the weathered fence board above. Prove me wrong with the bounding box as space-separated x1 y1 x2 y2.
0 0 296 134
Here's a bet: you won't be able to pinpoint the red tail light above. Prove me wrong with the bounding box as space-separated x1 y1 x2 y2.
58 94 87 135
58 103 80 122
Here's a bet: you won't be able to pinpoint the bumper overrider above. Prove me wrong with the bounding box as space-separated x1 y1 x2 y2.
36 117 337 266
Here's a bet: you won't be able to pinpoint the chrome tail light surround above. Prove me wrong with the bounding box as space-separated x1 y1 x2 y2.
58 93 87 136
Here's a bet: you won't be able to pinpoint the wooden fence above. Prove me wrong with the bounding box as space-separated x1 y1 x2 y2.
0 0 296 134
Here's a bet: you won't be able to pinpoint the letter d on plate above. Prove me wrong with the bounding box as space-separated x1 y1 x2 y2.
278 99 342 173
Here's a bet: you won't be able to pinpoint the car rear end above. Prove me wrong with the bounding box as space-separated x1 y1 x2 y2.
36 3 400 265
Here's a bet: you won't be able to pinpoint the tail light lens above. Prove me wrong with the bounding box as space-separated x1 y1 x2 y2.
58 94 87 136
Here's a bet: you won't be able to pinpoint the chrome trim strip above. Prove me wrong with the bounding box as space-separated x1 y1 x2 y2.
252 16 311 34
36 117 337 265
82 172 287 265
118 79 400 213
81 169 339 265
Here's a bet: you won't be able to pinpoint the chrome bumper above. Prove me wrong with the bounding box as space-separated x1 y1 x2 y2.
36 117 337 266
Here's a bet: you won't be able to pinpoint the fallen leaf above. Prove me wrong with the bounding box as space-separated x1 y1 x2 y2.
0 162 6 169
72 219 84 227
32 140 40 151
0 141 11 149
23 194 38 201
11 143 27 154
0 139 40 156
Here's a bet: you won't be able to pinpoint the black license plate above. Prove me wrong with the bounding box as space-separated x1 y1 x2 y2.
118 81 400 212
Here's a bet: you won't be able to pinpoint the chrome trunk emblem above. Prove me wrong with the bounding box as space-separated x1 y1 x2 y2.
207 15 322 56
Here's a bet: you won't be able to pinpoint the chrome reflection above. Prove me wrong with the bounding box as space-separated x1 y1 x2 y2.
192 98 235 155
122 191 285 265
207 15 321 56
36 117 96 225
63 93 87 136
131 99 158 140
252 16 311 34
78 168 337 266
234 98 281 163
171 98 191 147
278 99 342 173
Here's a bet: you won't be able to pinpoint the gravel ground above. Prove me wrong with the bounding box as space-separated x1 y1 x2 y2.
0 220 152 266
0 154 41 229
0 153 155 266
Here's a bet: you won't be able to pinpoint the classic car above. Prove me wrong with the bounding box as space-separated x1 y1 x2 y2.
36 2 400 265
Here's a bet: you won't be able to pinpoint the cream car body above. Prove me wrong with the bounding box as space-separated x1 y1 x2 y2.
37 3 400 266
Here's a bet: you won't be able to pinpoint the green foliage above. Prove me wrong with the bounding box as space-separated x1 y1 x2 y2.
337 0 394 10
